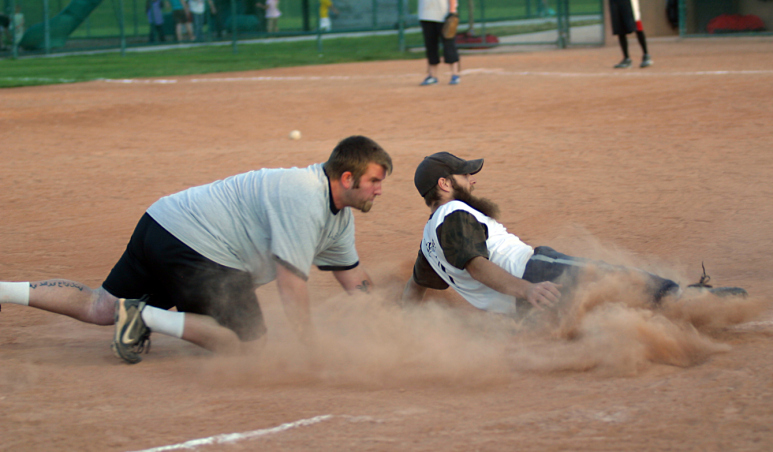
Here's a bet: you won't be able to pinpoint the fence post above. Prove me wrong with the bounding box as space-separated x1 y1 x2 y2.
480 0 486 40
563 0 570 46
133 0 138 37
10 0 17 59
397 0 405 52
556 0 567 48
230 0 237 53
316 0 322 54
119 0 126 55
43 0 50 54
302 0 309 31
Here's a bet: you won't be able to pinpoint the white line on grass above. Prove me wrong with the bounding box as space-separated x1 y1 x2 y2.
0 77 79 83
129 414 334 452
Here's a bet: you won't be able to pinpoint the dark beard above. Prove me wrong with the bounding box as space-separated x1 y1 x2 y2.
450 179 501 220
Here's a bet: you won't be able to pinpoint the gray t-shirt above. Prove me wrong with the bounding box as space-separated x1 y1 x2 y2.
146 163 359 285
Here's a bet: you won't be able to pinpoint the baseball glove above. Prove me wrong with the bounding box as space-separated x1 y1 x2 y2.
442 13 459 40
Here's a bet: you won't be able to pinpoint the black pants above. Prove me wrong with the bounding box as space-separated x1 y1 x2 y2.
149 24 165 42
522 246 679 304
103 213 266 341
421 20 459 66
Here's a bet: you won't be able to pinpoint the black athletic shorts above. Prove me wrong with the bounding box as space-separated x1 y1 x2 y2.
102 213 266 341
609 0 638 36
522 246 678 304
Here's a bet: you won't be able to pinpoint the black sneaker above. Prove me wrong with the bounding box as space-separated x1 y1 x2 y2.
111 296 152 364
686 263 748 298
614 58 632 69
640 54 653 68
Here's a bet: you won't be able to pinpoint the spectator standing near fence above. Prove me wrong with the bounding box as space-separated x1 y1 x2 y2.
418 0 461 86
167 0 194 42
189 0 215 40
209 0 224 38
609 0 652 68
12 6 23 46
319 0 338 31
146 0 166 43
256 0 280 33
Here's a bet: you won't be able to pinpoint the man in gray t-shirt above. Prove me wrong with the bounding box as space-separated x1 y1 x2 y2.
0 136 393 364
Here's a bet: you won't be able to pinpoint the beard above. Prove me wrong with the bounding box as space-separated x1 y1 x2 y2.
358 200 373 213
450 178 500 220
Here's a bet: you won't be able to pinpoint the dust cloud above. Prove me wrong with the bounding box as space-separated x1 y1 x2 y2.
203 258 770 387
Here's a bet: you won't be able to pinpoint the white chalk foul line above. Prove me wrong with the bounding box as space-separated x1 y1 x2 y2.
462 68 773 77
94 68 773 85
129 414 334 452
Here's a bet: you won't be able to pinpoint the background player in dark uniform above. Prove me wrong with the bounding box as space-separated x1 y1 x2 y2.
609 0 652 68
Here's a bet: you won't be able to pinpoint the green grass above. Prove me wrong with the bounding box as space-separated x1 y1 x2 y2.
0 14 601 89
0 34 425 88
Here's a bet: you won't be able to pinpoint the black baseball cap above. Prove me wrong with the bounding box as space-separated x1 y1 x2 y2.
414 152 484 197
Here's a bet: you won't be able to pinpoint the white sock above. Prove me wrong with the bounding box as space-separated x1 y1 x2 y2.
141 306 185 339
0 282 30 306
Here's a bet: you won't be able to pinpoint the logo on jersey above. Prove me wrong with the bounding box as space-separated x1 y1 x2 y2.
424 239 439 260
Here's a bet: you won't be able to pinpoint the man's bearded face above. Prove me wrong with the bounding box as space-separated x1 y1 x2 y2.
450 177 500 220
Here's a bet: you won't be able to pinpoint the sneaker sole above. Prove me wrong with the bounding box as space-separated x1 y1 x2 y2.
111 341 142 364
112 299 145 364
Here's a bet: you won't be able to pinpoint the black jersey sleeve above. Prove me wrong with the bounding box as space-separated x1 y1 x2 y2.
436 210 489 270
412 249 449 290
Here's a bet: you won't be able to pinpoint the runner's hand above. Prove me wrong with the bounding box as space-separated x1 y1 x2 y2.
525 281 561 309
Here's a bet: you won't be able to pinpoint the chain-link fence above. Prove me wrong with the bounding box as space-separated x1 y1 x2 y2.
1 0 606 58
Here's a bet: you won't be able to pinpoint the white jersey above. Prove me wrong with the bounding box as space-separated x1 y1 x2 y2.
420 201 534 313
418 0 449 23
188 0 205 14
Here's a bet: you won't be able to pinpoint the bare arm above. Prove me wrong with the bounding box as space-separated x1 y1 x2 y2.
400 276 428 306
465 256 561 309
333 266 374 295
275 263 314 344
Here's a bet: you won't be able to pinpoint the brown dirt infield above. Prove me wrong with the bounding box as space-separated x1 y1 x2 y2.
2 38 773 451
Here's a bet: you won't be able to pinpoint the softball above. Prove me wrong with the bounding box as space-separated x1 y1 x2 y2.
289 130 302 140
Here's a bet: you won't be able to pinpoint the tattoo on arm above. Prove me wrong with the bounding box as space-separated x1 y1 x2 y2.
30 281 87 291
356 280 371 293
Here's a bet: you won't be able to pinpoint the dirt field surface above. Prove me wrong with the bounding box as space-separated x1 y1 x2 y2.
2 37 773 451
